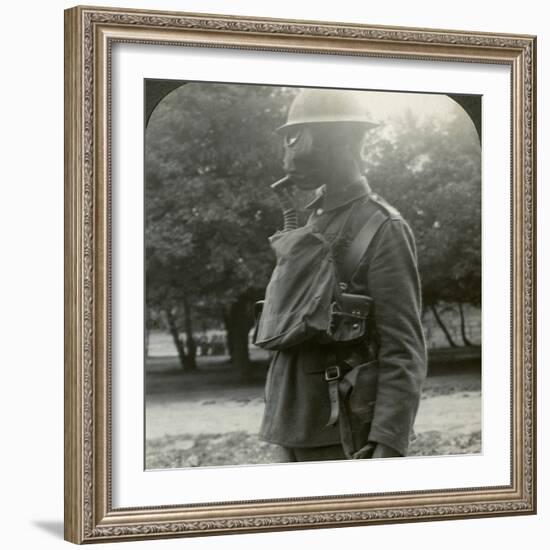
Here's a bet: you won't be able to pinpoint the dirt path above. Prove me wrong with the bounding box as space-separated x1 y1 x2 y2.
145 361 481 468
146 390 480 440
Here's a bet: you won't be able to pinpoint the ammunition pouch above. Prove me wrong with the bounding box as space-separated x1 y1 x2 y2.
325 293 373 345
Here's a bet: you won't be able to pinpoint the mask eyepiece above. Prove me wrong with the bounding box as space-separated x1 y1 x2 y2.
283 129 303 148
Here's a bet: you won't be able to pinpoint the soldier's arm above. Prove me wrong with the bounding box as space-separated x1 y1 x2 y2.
361 216 427 457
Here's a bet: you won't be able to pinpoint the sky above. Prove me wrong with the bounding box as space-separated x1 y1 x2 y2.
354 90 460 123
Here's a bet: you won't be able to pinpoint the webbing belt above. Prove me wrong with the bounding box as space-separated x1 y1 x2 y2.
325 366 342 427
324 204 387 456
325 362 369 458
339 208 387 283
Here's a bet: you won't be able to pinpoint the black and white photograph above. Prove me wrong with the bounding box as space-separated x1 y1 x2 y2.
144 81 482 469
59 3 537 545
1 0 545 546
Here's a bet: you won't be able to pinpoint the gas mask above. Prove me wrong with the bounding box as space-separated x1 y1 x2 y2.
282 126 335 191
272 123 367 231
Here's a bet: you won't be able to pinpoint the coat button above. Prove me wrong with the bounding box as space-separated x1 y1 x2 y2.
316 208 324 216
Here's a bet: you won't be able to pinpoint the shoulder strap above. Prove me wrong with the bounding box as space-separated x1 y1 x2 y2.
340 208 387 284
310 196 361 237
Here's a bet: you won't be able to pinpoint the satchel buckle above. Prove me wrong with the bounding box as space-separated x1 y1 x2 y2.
325 365 341 381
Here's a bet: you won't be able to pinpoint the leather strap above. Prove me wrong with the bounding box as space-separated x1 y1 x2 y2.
340 208 387 284
322 200 387 455
326 361 374 458
338 400 356 459
325 361 358 430
337 370 357 458
326 378 340 426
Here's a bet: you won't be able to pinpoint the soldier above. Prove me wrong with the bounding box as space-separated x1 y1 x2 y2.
256 88 427 462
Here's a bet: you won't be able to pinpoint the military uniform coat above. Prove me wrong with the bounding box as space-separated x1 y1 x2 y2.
258 177 427 457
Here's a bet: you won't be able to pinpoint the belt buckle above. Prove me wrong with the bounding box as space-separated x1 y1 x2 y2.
325 365 341 381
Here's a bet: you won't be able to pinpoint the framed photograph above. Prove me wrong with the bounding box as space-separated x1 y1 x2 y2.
64 5 536 544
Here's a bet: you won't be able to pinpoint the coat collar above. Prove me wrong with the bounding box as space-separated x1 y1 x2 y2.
305 176 371 212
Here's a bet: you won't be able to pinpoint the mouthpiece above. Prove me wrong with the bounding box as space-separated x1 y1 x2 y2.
270 175 293 192
270 175 298 232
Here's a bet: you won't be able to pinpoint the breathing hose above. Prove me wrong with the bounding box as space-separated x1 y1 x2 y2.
270 175 298 232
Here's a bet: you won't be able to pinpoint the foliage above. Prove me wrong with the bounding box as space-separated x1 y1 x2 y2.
146 83 296 304
145 85 482 364
145 83 298 371
363 104 481 307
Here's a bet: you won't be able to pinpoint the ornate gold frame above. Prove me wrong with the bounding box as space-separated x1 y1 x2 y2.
64 5 537 544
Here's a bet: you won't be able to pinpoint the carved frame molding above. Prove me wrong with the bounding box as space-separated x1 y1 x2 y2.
64 5 536 544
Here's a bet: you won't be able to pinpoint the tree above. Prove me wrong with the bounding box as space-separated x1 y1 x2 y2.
363 103 481 344
145 83 297 377
146 86 482 367
146 253 199 371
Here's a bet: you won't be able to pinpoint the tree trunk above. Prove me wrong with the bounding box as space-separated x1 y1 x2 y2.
144 307 151 359
223 308 234 359
182 296 197 371
429 304 458 348
227 296 253 380
458 302 473 346
164 308 188 370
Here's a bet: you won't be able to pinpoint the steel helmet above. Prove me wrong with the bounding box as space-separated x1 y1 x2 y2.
276 88 378 134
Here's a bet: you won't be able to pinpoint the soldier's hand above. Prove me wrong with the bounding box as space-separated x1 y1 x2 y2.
351 442 376 459
351 442 401 459
371 442 401 458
